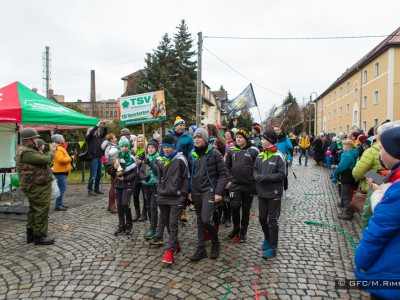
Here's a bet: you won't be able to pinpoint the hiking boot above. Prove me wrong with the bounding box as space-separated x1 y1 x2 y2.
132 209 141 222
88 191 97 196
114 225 125 236
181 210 187 222
210 242 220 260
125 224 133 235
27 228 34 244
94 190 104 194
190 247 207 262
34 236 55 246
55 206 67 211
110 204 117 214
61 204 69 208
239 230 247 243
338 212 354 220
162 249 174 264
262 247 277 260
145 229 156 240
261 239 270 250
149 236 164 246
138 210 148 222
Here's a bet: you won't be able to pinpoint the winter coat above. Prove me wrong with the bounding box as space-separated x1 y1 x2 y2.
313 137 326 162
52 144 72 175
298 136 310 150
149 152 189 205
225 142 259 185
86 126 107 158
333 148 358 184
101 140 118 162
189 145 228 196
253 147 286 198
354 164 400 299
352 142 381 191
139 152 159 186
276 133 293 162
163 128 194 159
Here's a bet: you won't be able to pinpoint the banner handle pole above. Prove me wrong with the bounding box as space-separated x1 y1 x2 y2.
142 123 145 136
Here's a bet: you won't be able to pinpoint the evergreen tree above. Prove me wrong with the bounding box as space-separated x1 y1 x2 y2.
283 90 297 105
228 109 254 131
171 19 197 125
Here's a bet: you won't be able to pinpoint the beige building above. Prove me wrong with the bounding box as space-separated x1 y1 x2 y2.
315 27 400 134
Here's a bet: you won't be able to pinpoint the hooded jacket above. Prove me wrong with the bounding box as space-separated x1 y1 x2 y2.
52 144 72 175
354 162 400 299
225 142 259 185
253 146 286 198
276 132 293 162
189 145 228 196
333 147 359 184
149 151 189 205
101 140 118 162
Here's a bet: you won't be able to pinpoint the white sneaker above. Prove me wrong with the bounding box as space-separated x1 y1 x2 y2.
284 190 290 198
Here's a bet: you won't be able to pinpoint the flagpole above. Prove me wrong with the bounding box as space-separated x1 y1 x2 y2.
249 83 263 127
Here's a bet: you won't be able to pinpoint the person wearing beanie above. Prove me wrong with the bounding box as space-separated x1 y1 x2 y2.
37 139 45 153
254 129 285 260
51 134 72 212
332 139 359 220
106 136 139 237
251 123 262 150
147 134 189 265
189 125 197 137
138 138 160 240
86 122 108 196
225 127 259 243
354 126 400 299
273 126 294 198
188 126 228 262
163 116 194 223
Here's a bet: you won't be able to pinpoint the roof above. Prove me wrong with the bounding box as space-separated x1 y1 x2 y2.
318 26 400 99
121 69 147 80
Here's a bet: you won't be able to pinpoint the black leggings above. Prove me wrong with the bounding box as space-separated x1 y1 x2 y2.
133 182 145 210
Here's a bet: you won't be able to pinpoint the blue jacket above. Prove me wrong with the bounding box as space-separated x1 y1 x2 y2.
164 128 194 159
354 179 400 299
333 147 358 184
276 133 293 162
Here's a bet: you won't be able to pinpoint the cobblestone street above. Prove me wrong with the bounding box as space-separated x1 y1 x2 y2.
0 162 368 299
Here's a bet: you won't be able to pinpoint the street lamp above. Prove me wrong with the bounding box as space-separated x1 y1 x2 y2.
309 92 318 136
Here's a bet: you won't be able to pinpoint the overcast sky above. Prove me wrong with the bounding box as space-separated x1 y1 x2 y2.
2 0 399 124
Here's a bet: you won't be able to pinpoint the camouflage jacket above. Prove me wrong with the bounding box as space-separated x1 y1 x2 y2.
16 144 55 192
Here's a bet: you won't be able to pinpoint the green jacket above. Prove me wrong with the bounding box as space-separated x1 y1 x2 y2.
16 144 54 192
352 142 381 191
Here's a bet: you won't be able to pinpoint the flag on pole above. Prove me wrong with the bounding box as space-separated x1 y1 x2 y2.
270 103 292 119
222 84 257 116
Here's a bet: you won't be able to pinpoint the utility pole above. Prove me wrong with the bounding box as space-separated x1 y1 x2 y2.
196 32 203 127
42 46 51 98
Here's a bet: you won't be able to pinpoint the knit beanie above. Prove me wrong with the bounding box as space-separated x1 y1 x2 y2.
190 125 197 133
193 128 208 142
37 139 45 149
162 135 177 149
380 126 400 159
118 136 130 148
208 136 218 144
236 128 250 141
252 123 261 134
262 129 277 144
51 134 63 143
174 116 185 127
147 139 159 151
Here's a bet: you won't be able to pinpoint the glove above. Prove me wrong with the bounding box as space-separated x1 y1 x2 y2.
254 175 264 183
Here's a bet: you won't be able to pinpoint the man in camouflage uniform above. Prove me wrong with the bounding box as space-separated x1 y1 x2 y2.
16 128 57 245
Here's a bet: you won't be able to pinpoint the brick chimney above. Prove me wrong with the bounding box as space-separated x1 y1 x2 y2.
90 70 96 102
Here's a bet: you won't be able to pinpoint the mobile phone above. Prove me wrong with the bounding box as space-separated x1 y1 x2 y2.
364 170 384 185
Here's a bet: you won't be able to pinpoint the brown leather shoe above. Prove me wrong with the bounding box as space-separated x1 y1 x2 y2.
110 204 117 214
94 190 104 195
88 191 97 196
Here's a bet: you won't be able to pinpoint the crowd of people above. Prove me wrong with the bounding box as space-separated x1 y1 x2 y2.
16 116 400 298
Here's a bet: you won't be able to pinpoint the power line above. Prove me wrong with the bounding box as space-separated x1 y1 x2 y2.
204 34 396 40
203 46 286 97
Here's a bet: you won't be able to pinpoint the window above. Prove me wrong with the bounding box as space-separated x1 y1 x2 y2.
373 118 378 126
340 87 343 97
354 88 359 99
347 125 350 133
333 109 336 118
353 110 358 123
106 111 109 117
363 70 368 83
373 91 379 104
339 107 343 116
362 121 367 132
374 62 380 77
328 95 331 103
347 82 350 93
339 126 342 132
114 110 117 117
328 112 331 120
333 127 336 133
363 96 367 109
346 104 350 114
334 91 336 100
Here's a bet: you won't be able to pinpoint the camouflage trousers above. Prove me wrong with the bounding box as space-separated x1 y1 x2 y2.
26 184 51 237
